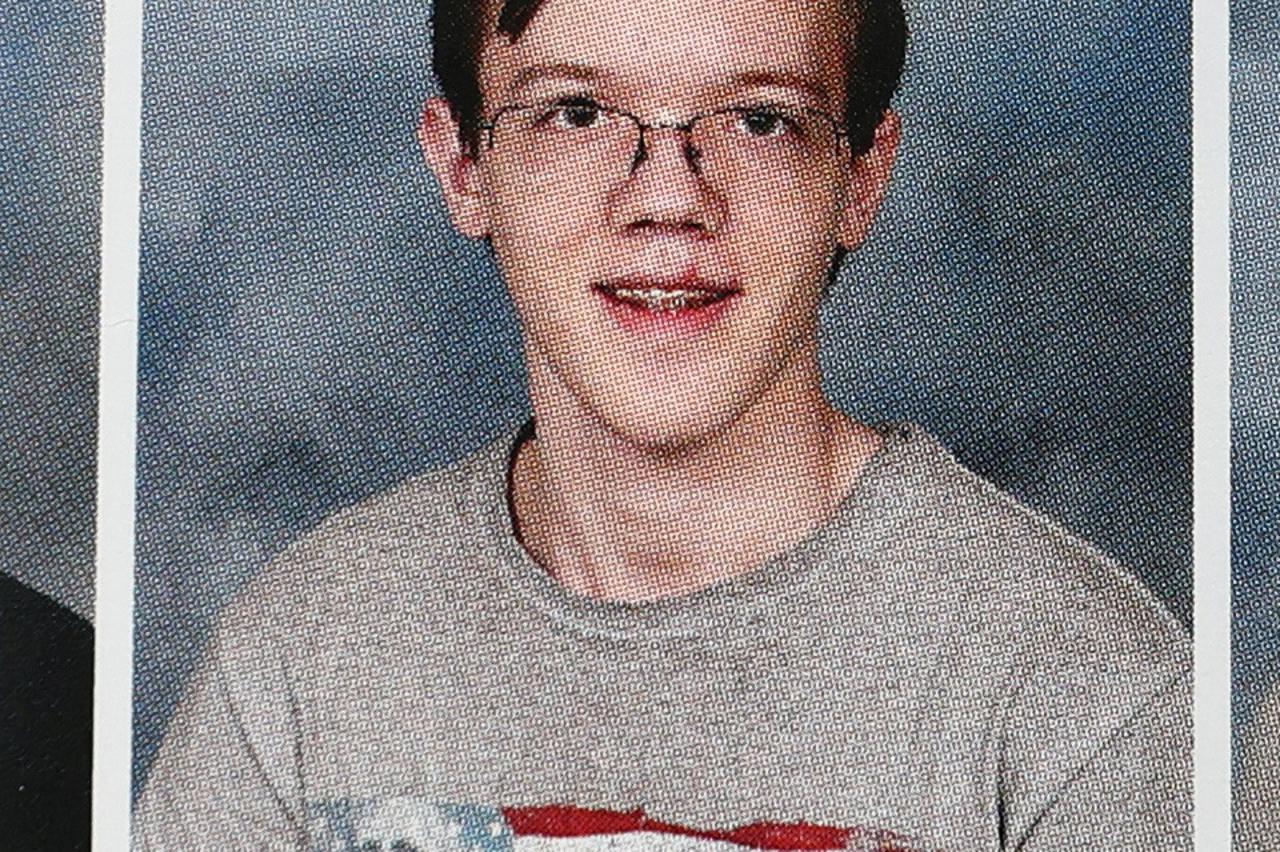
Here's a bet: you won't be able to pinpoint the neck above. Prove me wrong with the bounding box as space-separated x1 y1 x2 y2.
511 342 882 602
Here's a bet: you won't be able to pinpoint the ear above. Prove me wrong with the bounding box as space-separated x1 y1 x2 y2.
417 97 493 239
835 109 901 250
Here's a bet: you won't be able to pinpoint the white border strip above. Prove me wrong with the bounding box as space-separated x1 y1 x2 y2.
94 0 142 846
1193 0 1231 843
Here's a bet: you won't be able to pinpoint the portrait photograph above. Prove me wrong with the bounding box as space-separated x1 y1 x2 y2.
129 0 1194 848
1231 0 1280 845
0 0 102 849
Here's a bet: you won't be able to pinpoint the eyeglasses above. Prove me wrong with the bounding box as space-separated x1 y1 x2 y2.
477 98 851 187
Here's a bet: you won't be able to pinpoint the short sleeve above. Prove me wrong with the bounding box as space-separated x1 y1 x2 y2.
132 596 305 851
1015 668 1192 850
1236 683 1280 852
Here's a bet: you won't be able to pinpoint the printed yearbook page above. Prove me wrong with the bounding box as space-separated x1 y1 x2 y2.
2 0 1239 847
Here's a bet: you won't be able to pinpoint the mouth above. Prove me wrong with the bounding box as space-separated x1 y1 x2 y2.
601 286 734 312
593 276 741 338
593 276 740 313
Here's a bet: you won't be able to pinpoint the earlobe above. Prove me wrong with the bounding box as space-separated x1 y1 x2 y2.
417 97 492 239
836 109 902 251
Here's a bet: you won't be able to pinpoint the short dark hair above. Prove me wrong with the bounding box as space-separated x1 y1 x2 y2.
431 0 907 159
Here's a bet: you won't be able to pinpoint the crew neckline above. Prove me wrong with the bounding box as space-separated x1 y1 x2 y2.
473 419 923 644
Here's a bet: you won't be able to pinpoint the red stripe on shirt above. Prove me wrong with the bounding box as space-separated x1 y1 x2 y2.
502 804 917 850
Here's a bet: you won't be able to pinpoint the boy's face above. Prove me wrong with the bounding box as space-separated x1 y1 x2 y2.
422 0 898 448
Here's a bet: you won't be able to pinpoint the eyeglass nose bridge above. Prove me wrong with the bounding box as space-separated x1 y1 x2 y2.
629 116 706 175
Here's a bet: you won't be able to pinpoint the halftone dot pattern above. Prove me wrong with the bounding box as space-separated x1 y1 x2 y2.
0 0 102 622
1232 0 1280 844
1237 688 1280 849
134 0 1191 830
132 425 1192 849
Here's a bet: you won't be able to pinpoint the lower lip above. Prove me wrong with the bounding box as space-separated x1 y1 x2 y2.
596 289 739 337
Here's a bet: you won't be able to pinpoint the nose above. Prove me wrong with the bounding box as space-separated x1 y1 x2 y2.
606 125 727 238
630 123 704 174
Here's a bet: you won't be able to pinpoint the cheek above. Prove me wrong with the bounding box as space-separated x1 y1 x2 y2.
730 181 844 270
486 173 599 298
492 176 589 246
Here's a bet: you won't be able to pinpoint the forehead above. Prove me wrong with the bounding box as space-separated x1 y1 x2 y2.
477 0 849 106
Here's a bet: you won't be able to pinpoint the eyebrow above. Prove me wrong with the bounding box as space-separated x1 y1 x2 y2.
724 71 834 106
505 64 834 107
508 63 612 97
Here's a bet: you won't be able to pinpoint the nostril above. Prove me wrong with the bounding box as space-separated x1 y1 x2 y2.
628 135 650 173
685 143 704 169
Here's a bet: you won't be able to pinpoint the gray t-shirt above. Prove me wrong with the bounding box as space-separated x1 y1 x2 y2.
1237 681 1280 850
134 424 1191 851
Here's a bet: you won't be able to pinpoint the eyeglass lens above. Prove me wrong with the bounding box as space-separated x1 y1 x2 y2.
486 102 844 188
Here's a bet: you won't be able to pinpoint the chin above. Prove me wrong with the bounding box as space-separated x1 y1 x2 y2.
535 335 798 455
591 386 751 456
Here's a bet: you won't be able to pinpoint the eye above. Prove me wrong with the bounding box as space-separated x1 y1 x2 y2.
732 106 800 139
536 97 609 131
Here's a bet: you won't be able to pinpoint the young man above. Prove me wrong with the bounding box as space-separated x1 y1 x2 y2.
134 0 1191 849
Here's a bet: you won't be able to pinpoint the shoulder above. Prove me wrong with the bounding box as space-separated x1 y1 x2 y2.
868 427 1191 834
0 572 93 662
0 573 94 720
868 424 1188 671
1238 679 1280 849
210 432 510 651
0 574 93 849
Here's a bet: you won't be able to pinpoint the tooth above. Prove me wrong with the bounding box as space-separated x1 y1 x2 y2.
609 285 723 311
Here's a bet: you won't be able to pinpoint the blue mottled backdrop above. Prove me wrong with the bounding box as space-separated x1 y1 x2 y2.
0 0 100 622
135 0 1193 792
1232 0 1280 783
